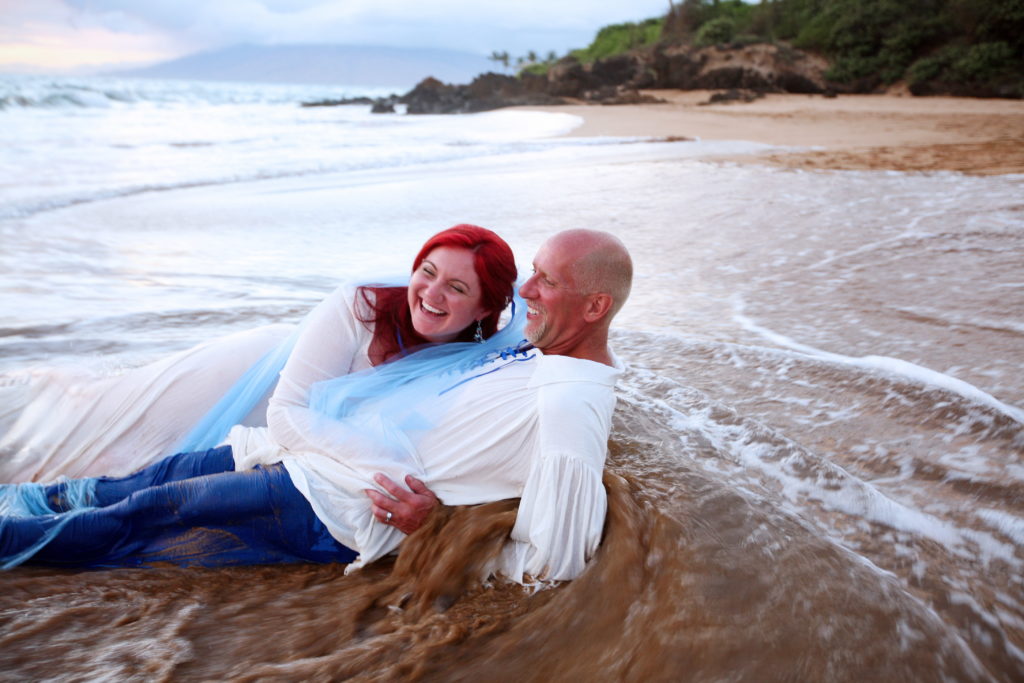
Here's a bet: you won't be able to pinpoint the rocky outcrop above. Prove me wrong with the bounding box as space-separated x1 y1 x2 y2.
581 85 666 105
301 96 376 107
301 94 401 113
398 42 837 114
545 54 655 98
701 88 765 105
402 74 565 114
545 42 832 98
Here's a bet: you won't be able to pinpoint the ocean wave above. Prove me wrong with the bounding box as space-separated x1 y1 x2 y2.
0 75 390 110
0 305 302 342
730 295 1024 426
0 177 296 221
0 136 691 221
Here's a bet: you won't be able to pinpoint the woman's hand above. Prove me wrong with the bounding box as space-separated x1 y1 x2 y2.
365 473 440 535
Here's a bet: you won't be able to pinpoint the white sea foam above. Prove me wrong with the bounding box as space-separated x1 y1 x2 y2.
731 296 1024 425
620 348 1023 569
977 509 1024 545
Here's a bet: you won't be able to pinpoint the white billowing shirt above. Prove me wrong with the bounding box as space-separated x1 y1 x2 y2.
269 281 376 433
230 285 622 582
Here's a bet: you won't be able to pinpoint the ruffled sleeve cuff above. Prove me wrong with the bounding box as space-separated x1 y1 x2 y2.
489 449 607 583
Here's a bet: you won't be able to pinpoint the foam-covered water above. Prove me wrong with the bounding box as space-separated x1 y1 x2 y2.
0 75 603 222
1 76 1022 681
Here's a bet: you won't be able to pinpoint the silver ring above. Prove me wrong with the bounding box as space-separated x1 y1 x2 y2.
384 511 393 524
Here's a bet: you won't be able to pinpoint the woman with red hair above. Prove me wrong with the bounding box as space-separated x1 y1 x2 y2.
1 225 518 483
2 224 525 569
359 223 518 362
256 224 518 495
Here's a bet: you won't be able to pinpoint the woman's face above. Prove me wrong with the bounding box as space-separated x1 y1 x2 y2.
408 246 489 343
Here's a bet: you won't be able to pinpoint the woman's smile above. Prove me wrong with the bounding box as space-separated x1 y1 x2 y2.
407 246 488 343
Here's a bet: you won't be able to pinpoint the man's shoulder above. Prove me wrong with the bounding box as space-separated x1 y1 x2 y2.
529 350 623 388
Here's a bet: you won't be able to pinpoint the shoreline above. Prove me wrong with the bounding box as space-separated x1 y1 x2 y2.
519 91 1024 175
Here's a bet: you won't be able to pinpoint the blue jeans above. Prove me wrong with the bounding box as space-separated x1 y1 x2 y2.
1 447 356 569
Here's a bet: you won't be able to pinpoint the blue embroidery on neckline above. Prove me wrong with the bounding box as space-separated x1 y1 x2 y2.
439 341 536 396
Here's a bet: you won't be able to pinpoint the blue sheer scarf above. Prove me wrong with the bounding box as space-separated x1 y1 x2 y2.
174 324 303 453
308 293 528 422
303 293 530 468
176 281 529 452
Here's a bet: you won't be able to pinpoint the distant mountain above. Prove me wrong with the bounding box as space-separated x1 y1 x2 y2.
108 44 497 89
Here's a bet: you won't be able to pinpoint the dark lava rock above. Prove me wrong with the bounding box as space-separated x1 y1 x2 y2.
402 74 565 114
301 96 375 107
583 85 666 105
544 43 833 98
701 88 765 105
398 43 843 115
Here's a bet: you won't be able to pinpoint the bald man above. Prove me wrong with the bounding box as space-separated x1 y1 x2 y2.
369 229 632 577
518 229 632 363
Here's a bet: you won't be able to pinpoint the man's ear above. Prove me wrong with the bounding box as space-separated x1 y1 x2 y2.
582 293 613 323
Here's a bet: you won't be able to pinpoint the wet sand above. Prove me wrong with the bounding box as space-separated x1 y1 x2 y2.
523 90 1024 175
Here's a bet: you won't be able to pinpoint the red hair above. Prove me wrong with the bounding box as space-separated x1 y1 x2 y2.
358 224 517 362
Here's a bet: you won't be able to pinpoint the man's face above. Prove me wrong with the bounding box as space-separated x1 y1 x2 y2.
518 237 589 355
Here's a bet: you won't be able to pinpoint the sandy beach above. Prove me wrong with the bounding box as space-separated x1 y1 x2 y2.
525 90 1024 175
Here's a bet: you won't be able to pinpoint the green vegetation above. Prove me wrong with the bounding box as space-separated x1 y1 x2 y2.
493 0 1021 96
664 0 1023 95
520 61 554 77
569 18 665 63
494 18 663 77
694 17 733 46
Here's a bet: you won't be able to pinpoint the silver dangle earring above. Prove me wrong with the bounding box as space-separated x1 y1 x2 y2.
474 320 484 343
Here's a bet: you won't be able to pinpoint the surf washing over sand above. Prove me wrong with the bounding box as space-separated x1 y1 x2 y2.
1 75 1023 681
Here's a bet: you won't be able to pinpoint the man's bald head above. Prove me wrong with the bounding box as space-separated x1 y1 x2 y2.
550 229 633 320
519 230 632 362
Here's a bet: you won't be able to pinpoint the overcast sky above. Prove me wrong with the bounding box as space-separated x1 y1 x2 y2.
0 0 675 74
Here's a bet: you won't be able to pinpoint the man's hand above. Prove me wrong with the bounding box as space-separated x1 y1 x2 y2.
365 473 440 535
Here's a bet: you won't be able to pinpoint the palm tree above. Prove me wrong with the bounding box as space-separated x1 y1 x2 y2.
488 50 511 72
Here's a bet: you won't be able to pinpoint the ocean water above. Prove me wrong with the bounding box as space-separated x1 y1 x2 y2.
1 75 1023 681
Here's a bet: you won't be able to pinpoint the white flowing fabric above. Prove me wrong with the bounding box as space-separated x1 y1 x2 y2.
0 281 374 484
0 324 292 482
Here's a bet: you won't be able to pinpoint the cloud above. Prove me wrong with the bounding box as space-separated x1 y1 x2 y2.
2 0 671 72
0 0 193 71
62 0 670 49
